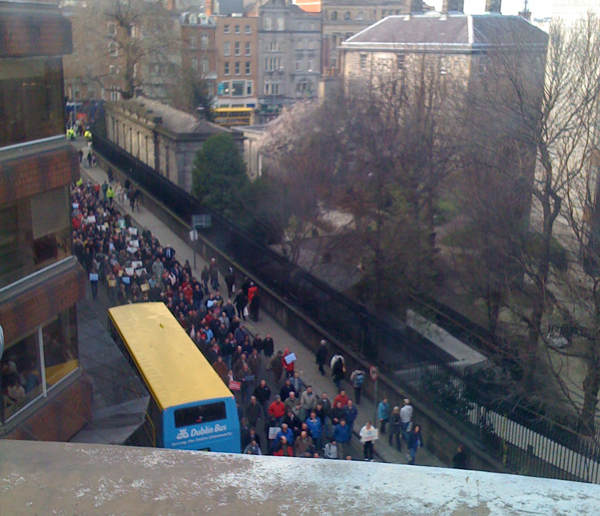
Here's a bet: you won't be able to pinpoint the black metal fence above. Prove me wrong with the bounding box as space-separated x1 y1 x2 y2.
93 134 600 483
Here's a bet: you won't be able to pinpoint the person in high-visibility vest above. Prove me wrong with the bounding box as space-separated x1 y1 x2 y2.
76 178 83 186
106 186 115 206
84 130 92 140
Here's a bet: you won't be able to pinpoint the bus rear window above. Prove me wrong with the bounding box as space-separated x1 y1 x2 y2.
174 402 226 428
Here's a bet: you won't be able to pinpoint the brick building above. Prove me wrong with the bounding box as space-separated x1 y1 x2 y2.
105 97 240 192
0 0 91 440
180 12 219 98
215 15 259 108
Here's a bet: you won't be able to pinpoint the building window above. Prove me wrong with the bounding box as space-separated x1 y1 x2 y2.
109 42 118 57
245 42 251 56
224 24 230 34
308 59 313 72
224 42 230 56
296 22 303 30
245 61 251 75
396 54 405 71
296 39 303 50
224 61 230 75
191 58 199 70
110 89 119 101
0 187 71 290
235 41 240 56
331 11 337 20
235 62 240 75
308 40 315 50
232 80 245 96
358 11 364 20
108 22 117 37
190 35 197 49
201 35 209 49
264 17 272 30
245 25 251 34
360 54 367 69
202 59 209 73
221 81 230 96
235 25 240 34
276 17 284 31
246 81 253 96
309 22 316 30
296 59 302 71
109 65 117 75
264 81 270 95
344 11 351 20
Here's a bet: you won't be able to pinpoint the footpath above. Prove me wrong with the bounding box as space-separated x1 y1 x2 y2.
76 139 445 467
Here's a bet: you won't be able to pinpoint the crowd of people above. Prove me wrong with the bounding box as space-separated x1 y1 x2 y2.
70 177 434 465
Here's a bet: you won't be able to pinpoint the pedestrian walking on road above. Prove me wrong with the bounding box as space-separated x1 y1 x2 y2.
225 267 236 298
270 351 284 385
316 340 328 376
378 397 390 435
331 353 345 392
359 421 377 461
408 425 423 465
350 368 366 404
400 399 414 443
388 406 401 451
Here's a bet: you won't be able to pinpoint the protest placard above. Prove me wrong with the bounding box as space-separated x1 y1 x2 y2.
135 268 147 277
228 381 241 391
284 353 297 364
125 267 134 276
128 227 138 235
268 427 281 440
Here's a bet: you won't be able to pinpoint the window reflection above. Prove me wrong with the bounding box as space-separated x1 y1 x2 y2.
43 307 79 388
1 331 42 420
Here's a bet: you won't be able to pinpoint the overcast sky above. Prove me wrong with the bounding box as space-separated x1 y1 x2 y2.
428 0 553 19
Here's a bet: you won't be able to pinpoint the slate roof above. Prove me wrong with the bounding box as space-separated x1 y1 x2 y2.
343 13 548 51
111 97 228 136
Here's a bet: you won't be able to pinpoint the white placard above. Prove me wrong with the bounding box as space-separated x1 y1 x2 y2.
132 261 143 269
361 427 379 442
130 239 139 248
125 267 134 276
128 227 138 235
135 268 147 277
268 427 281 440
284 353 297 364
127 247 137 254
87 215 96 223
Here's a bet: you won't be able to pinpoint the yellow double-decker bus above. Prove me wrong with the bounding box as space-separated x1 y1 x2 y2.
108 302 240 452
212 107 254 127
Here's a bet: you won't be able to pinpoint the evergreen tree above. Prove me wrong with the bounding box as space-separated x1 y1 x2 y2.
192 134 248 218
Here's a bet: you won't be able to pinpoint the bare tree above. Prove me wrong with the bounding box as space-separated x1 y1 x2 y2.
64 0 180 100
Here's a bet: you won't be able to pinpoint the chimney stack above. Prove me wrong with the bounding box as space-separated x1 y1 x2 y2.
409 0 423 13
205 0 213 16
485 0 502 13
441 0 464 13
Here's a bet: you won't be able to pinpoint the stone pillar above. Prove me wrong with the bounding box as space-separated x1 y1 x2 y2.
485 0 502 13
441 0 464 13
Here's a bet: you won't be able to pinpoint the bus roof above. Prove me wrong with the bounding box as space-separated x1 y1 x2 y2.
108 303 232 410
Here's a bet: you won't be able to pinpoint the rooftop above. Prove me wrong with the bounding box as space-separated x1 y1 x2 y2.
107 97 229 136
2 440 599 515
343 13 548 51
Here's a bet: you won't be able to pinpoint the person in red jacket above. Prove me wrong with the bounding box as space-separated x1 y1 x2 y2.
268 395 286 425
282 348 295 378
273 436 294 457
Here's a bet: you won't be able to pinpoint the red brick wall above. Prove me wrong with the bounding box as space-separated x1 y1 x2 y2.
0 264 86 344
4 375 92 442
0 147 80 205
0 7 72 58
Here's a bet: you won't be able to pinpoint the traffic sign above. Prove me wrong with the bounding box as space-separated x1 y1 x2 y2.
370 365 378 381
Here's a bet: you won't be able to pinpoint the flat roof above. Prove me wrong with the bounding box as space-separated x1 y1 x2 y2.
1 440 599 515
108 302 232 410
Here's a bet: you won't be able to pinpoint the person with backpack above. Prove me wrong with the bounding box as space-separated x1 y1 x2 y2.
350 368 366 404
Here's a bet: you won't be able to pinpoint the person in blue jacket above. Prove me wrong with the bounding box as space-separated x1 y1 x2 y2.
273 423 294 454
408 425 424 465
306 411 323 450
378 397 390 435
343 399 358 431
333 419 352 458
